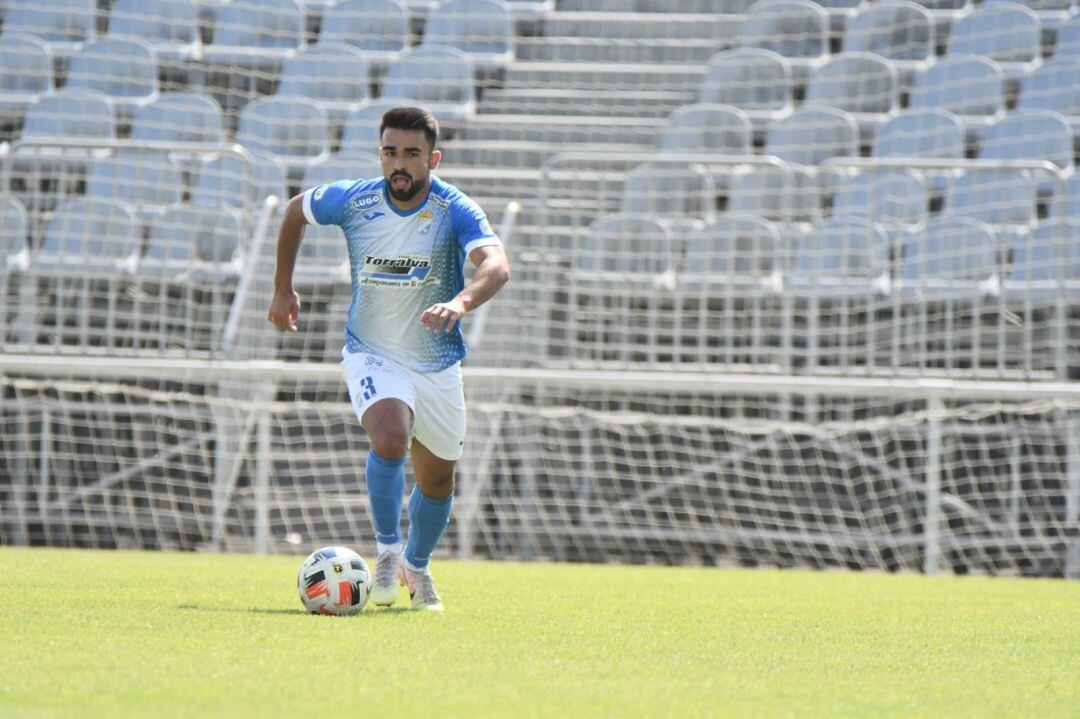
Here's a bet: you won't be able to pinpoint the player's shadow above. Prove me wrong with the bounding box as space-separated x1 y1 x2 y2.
177 604 414 618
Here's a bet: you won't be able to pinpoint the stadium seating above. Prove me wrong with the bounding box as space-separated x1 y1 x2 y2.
0 33 54 139
698 48 794 130
873 107 965 160
189 151 288 209
1017 59 1080 136
380 46 477 125
419 0 515 74
908 55 1006 130
740 0 831 79
842 0 936 85
947 2 1042 79
235 98 333 177
658 103 753 154
107 0 203 64
65 38 161 123
85 151 185 224
831 169 929 228
0 196 29 269
899 217 1000 299
803 52 900 139
130 92 227 145
315 0 410 70
1055 13 1080 60
275 43 373 132
978 111 1074 194
1 0 97 59
792 216 892 294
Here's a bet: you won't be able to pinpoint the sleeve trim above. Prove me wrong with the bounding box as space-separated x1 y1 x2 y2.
301 188 318 225
463 236 502 255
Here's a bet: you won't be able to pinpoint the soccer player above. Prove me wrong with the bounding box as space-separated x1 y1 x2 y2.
267 107 511 610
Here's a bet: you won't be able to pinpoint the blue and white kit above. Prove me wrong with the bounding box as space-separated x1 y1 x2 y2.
302 174 501 459
302 174 501 373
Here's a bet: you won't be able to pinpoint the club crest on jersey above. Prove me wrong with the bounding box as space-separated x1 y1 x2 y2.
417 209 434 235
351 192 382 211
358 254 436 288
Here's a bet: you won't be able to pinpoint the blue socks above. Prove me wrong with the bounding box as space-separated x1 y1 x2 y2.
365 450 406 545
404 485 454 569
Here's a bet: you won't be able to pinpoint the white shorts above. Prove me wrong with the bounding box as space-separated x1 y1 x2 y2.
341 349 466 461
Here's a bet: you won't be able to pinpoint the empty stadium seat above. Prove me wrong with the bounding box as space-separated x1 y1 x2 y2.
978 110 1074 188
899 217 1000 298
130 92 226 144
566 212 677 364
202 0 306 70
143 204 245 277
0 33 54 137
681 214 784 293
741 0 830 79
317 0 410 69
235 98 332 176
1017 59 1080 135
65 38 161 122
380 46 476 125
908 55 1005 129
2 0 96 58
698 48 794 128
419 0 515 74
831 169 929 227
1055 13 1080 60
21 88 116 143
107 0 202 63
190 151 288 209
947 2 1042 79
842 0 936 84
791 215 891 294
872 107 965 158
1004 219 1080 300
946 170 1037 250
85 151 184 220
275 43 372 131
620 163 716 222
37 198 139 274
658 103 753 154
804 52 900 139
766 105 860 167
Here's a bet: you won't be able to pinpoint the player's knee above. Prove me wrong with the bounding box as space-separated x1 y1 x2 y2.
368 427 410 459
420 471 454 498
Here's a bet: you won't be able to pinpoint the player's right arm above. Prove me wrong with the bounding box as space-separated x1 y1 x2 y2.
267 193 309 332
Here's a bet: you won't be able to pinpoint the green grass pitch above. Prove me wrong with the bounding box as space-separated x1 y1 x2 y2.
0 547 1076 718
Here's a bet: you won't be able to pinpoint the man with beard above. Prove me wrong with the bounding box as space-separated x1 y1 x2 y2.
267 107 511 610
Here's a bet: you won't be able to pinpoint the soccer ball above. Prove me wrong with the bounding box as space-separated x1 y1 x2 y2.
297 546 372 616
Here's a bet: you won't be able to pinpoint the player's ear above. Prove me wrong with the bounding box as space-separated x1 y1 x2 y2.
429 149 441 170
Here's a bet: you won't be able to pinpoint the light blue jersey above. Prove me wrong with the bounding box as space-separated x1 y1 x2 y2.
302 174 500 372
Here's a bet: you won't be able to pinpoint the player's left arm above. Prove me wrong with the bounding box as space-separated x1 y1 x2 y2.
420 244 511 333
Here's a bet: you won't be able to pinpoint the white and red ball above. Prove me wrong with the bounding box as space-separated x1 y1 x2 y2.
297 546 372 616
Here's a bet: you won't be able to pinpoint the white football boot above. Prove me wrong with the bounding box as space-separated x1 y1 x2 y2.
369 551 401 607
397 560 443 611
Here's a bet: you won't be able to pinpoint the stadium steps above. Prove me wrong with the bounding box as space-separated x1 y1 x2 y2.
515 37 726 65
500 60 707 93
440 139 652 169
478 88 694 118
458 114 665 146
540 11 743 41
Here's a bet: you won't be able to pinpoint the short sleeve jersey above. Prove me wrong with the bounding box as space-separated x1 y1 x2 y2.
302 174 500 372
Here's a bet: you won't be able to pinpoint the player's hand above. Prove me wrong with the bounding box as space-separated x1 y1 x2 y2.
268 289 301 332
420 299 466 333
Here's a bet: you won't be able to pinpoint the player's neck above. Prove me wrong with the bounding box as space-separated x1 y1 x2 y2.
387 181 432 213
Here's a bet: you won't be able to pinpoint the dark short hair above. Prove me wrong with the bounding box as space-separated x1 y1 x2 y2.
380 107 439 151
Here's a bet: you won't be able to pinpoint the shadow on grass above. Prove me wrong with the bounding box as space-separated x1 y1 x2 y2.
177 604 414 618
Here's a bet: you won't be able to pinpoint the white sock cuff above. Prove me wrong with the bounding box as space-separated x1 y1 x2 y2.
377 541 403 556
